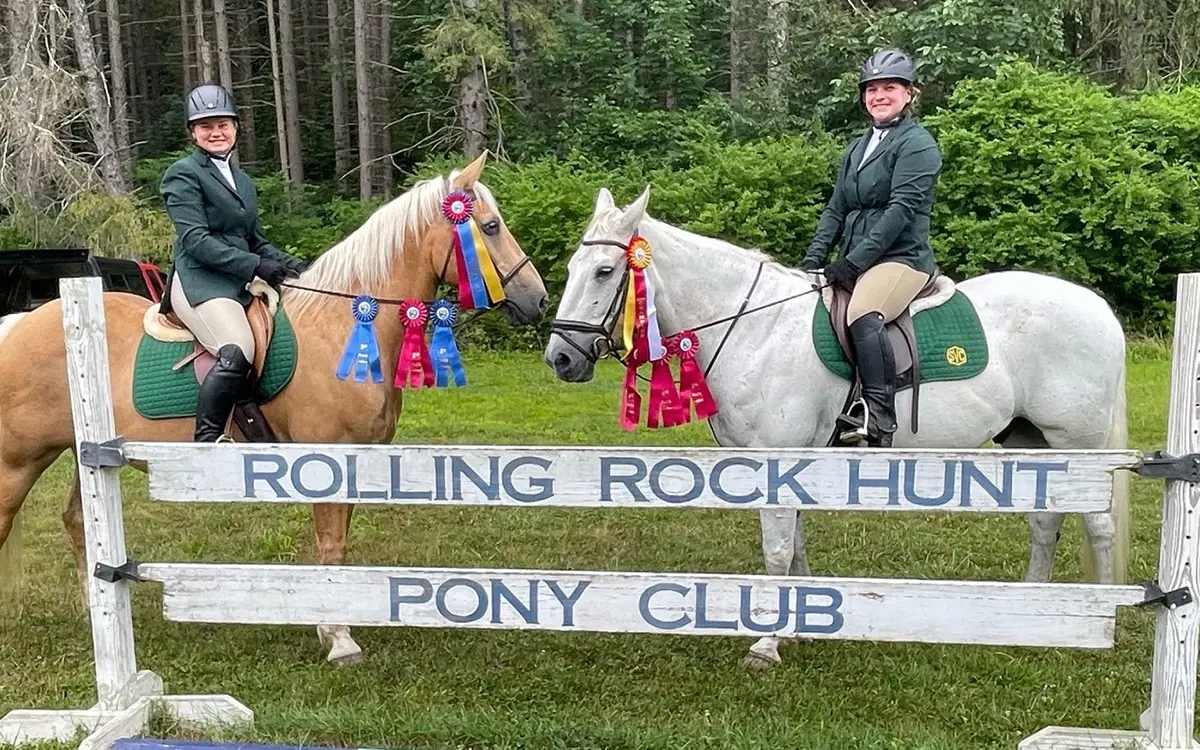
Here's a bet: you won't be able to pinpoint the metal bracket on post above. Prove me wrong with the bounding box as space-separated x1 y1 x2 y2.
79 437 127 469
1133 451 1200 483
1136 580 1193 610
94 559 144 583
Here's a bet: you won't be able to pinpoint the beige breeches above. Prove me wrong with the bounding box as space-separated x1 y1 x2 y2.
846 262 931 324
170 273 255 359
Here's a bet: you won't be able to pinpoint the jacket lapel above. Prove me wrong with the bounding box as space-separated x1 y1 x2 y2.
857 117 914 173
191 149 245 206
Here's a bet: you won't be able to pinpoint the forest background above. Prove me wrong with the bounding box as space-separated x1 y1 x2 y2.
1 0 1199 347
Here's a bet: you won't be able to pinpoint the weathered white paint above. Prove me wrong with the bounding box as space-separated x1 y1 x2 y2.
1019 726 1196 750
124 441 1139 513
0 710 123 745
7 278 1200 750
0 279 255 750
0 692 250 749
60 277 138 710
139 563 1145 649
1147 274 1200 750
1019 275 1200 749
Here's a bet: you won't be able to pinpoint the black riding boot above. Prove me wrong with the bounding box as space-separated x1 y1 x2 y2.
194 344 253 442
848 312 897 447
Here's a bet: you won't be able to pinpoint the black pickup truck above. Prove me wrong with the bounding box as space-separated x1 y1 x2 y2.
0 248 167 316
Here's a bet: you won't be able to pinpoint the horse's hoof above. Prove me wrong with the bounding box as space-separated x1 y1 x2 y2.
327 645 363 668
741 650 780 670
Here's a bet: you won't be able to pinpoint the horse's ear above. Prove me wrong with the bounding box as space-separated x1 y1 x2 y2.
594 187 615 213
452 149 490 190
614 184 651 237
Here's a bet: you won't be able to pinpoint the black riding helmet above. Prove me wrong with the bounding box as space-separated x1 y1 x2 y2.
186 84 239 125
859 48 918 91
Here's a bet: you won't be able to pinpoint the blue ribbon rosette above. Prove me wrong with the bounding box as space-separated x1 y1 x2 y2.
429 299 467 388
337 294 384 383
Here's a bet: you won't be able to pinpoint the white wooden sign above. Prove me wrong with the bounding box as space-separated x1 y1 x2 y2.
139 563 1146 649
124 442 1140 514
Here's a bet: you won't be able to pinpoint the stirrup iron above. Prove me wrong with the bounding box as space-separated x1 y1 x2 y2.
836 396 871 444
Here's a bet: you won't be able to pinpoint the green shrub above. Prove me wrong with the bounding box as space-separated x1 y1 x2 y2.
922 61 1200 328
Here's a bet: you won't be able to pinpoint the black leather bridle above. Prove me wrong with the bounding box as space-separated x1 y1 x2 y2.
548 235 830 379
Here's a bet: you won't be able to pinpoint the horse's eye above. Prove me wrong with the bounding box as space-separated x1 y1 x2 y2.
481 220 500 236
595 266 614 279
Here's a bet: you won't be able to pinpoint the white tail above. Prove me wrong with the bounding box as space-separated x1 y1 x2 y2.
1081 360 1130 584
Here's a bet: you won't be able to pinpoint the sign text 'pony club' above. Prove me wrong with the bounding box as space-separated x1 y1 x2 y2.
232 447 1092 511
387 575 845 635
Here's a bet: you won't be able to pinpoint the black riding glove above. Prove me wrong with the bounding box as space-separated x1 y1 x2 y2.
798 257 822 272
254 258 292 286
823 258 862 289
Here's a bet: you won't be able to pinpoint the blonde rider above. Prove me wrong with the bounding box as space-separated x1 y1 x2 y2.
798 49 943 448
158 84 307 442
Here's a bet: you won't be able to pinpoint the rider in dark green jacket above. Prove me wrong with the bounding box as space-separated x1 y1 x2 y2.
159 84 307 442
798 49 943 448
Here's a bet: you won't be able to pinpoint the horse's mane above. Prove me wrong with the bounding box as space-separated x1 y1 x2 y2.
635 213 814 280
284 171 500 314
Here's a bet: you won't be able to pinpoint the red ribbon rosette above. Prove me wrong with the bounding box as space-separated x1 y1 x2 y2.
394 300 434 388
441 191 474 224
668 330 718 421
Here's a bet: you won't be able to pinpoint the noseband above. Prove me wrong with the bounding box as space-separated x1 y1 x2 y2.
548 238 633 365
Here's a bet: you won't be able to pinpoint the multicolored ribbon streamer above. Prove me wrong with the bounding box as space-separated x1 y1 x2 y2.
669 330 718 421
336 295 384 383
621 237 654 363
444 191 506 310
429 300 467 388
394 300 434 389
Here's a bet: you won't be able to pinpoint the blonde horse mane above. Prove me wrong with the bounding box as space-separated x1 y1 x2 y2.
284 171 501 316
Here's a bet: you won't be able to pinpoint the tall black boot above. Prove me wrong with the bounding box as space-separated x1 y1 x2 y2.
194 344 253 442
848 312 897 447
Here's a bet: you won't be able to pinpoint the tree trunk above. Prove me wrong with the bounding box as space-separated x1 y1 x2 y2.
105 0 131 177
4 0 39 203
457 0 487 158
214 0 232 91
234 0 258 166
180 0 195 93
126 0 147 152
66 0 127 193
374 0 391 195
765 0 786 114
328 0 352 189
266 0 290 177
1119 0 1150 89
193 0 213 83
506 2 531 112
574 0 583 15
729 0 743 103
353 0 374 199
279 0 303 182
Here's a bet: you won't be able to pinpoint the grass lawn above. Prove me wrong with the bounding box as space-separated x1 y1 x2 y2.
0 341 1176 750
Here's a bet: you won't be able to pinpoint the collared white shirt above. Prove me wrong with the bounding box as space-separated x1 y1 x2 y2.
210 154 237 191
858 127 888 169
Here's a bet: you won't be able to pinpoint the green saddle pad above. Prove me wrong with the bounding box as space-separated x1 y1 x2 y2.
132 304 298 420
812 288 988 383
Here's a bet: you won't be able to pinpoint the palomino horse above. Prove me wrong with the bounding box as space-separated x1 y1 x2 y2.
544 186 1130 669
0 151 548 666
